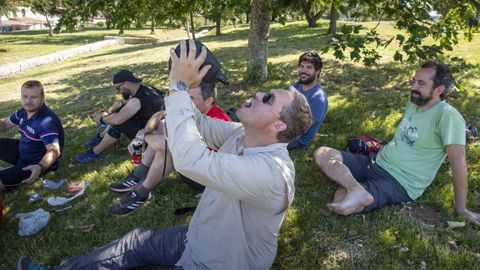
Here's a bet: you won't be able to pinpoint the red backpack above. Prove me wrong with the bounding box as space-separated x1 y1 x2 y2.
346 135 387 160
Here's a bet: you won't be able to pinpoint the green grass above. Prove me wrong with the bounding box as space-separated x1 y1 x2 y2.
0 20 479 269
0 26 187 65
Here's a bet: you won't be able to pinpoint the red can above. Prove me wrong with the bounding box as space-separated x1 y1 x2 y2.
132 140 143 164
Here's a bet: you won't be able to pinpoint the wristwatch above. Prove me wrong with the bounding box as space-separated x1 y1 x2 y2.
169 80 188 92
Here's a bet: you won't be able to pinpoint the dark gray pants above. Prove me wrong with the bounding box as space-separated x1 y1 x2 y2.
58 225 188 270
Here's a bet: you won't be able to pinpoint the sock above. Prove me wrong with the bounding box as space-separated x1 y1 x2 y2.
133 163 149 179
135 185 151 199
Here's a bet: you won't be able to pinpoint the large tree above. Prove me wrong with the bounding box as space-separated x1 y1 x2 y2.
246 0 271 83
323 0 480 66
27 0 60 36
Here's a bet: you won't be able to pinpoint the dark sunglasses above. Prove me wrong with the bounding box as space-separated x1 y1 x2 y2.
262 91 275 105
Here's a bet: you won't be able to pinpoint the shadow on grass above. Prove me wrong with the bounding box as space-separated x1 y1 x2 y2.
1 21 479 269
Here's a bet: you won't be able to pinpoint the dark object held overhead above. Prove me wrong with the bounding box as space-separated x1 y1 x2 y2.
168 40 229 85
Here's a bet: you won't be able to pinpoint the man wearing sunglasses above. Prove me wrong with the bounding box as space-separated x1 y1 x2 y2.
74 69 165 164
18 40 313 270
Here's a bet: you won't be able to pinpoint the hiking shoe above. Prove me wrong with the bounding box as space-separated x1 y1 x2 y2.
84 133 103 148
109 174 145 193
16 256 55 270
73 149 104 164
109 190 152 216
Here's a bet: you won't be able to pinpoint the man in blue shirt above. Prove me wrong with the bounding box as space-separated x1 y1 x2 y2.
0 80 64 190
288 51 328 150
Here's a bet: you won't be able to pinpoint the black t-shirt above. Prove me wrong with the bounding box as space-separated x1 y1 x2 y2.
132 85 165 127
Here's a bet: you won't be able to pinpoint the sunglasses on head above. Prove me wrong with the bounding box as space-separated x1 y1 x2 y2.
262 91 275 105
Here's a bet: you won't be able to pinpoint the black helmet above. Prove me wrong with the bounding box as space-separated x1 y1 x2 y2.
168 40 229 85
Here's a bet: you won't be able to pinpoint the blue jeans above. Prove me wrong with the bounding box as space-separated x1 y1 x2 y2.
58 225 188 269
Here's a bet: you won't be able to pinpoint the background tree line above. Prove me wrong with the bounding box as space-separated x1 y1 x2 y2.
2 0 479 84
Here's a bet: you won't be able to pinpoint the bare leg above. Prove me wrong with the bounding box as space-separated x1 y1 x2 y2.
92 133 118 154
314 147 373 215
141 146 156 167
141 149 174 190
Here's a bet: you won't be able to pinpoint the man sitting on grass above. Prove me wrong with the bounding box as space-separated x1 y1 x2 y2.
288 51 328 150
74 69 164 164
314 60 480 225
17 40 312 270
108 82 232 216
0 80 63 191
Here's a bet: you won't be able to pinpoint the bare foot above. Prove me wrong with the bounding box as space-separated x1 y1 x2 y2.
327 186 373 215
332 187 346 203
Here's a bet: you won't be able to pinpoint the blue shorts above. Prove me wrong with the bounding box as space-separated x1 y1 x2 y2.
340 151 412 213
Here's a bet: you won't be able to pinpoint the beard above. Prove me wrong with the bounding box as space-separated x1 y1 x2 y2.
410 90 433 106
299 73 316 85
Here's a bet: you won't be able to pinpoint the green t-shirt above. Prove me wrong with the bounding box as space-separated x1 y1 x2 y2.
376 100 466 200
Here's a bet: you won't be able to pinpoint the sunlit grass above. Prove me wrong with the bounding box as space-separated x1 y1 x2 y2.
0 20 479 270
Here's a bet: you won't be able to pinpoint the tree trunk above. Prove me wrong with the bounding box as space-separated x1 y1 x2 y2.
41 5 53 36
204 17 208 26
215 18 221 35
190 12 196 40
246 0 271 83
327 1 337 34
150 15 155 34
306 14 317 28
184 17 191 39
45 14 53 36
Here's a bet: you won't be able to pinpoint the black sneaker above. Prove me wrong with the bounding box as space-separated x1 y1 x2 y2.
109 173 145 193
109 190 152 216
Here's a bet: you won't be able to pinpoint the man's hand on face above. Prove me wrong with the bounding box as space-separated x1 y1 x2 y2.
457 208 480 226
168 40 211 88
21 164 42 184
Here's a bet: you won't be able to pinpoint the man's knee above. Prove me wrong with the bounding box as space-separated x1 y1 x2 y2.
107 126 122 139
148 135 167 152
314 146 336 168
123 227 149 250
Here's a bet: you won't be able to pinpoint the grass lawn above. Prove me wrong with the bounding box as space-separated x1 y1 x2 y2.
0 20 479 269
0 26 187 65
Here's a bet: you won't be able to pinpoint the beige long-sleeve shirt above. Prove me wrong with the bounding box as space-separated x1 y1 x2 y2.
165 91 295 270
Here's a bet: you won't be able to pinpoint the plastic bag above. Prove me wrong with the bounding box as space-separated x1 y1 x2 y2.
16 208 51 236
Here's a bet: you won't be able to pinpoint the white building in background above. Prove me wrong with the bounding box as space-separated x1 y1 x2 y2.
1 6 60 33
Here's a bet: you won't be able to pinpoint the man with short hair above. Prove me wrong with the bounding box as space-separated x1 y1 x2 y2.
0 80 63 190
314 60 480 225
108 82 232 215
18 40 313 270
74 69 164 164
288 51 328 150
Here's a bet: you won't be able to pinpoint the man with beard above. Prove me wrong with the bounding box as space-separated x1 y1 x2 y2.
313 60 480 225
17 40 313 270
74 70 164 163
0 80 63 190
288 51 328 150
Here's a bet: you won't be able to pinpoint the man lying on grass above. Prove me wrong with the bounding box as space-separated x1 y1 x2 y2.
17 40 312 270
0 80 63 191
314 60 480 225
